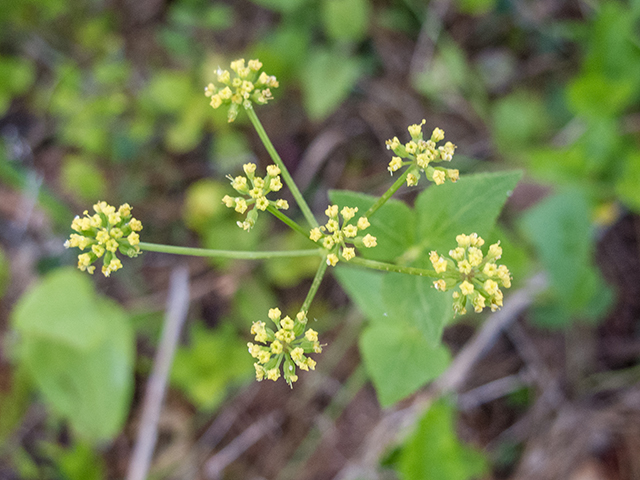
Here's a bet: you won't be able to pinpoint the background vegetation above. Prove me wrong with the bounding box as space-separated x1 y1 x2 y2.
1 0 640 479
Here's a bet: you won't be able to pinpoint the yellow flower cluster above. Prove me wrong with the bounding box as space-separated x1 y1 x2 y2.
247 308 322 387
309 205 377 267
386 120 459 186
64 202 142 277
204 58 279 122
222 163 289 231
429 233 511 315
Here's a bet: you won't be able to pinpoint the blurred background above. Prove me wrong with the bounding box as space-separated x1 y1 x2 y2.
1 0 640 478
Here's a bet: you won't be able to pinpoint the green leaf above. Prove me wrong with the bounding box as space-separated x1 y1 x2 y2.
13 270 134 440
520 190 590 303
0 365 32 444
359 323 450 407
382 273 452 346
183 179 228 231
0 246 10 298
333 266 387 324
335 268 452 344
616 151 640 212
250 23 311 85
412 40 471 101
456 0 495 15
12 268 108 350
263 231 320 288
300 48 363 121
0 55 36 102
321 0 370 42
414 171 522 256
329 190 414 262
492 90 550 152
60 155 107 202
233 277 277 324
143 71 192 114
520 189 612 322
567 72 635 118
399 399 488 480
171 323 253 410
166 94 209 153
248 0 309 13
50 440 106 480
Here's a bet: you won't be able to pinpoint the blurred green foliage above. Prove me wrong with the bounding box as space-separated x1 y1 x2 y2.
399 399 488 480
10 268 134 441
0 0 638 477
171 323 253 410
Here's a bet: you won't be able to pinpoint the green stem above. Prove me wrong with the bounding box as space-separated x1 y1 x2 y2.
246 106 318 229
347 256 437 277
301 257 329 313
364 168 411 219
139 242 322 260
266 205 311 240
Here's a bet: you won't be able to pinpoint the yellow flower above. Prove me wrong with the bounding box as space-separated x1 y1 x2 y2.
434 279 447 291
205 59 278 122
460 280 474 296
385 123 459 185
66 202 142 276
280 315 295 330
484 279 499 296
341 247 355 261
343 224 358 238
429 251 448 273
386 136 401 151
325 204 339 218
249 308 322 387
488 242 502 259
291 347 304 362
468 247 483 266
447 169 459 182
305 329 318 342
357 217 370 230
102 258 122 277
127 232 140 246
254 363 266 381
388 157 403 173
233 197 248 214
271 340 283 354
266 165 280 176
431 127 445 142
431 233 512 315
309 228 323 242
341 206 358 221
432 170 446 185
362 234 377 248
472 294 486 313
407 119 426 138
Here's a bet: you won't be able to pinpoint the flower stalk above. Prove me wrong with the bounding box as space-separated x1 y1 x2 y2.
139 242 322 260
246 107 318 229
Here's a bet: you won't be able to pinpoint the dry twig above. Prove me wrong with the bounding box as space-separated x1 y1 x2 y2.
126 266 190 480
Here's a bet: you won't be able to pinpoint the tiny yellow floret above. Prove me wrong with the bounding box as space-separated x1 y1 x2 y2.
357 217 370 230
362 234 377 248
460 280 474 296
327 253 339 266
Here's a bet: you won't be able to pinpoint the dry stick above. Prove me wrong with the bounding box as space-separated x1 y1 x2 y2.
126 266 190 480
333 272 548 480
204 412 283 479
